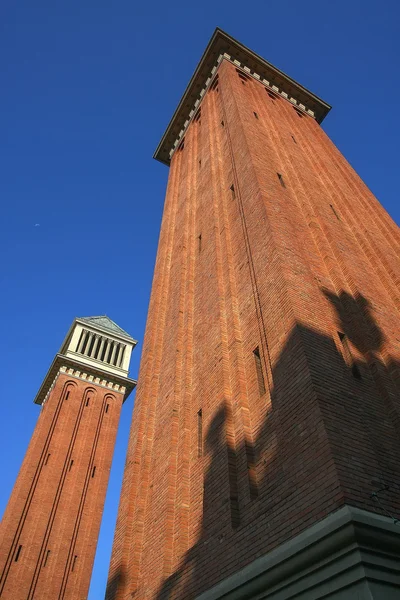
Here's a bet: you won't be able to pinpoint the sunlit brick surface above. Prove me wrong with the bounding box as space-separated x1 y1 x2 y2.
0 374 124 599
107 59 400 600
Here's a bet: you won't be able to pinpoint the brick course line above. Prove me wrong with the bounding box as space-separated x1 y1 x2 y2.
211 85 259 502
126 150 183 597
0 380 76 596
220 68 273 393
162 124 192 578
26 386 96 599
58 393 113 598
172 116 197 570
208 89 241 528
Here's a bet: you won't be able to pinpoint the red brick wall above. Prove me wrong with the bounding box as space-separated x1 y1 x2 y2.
0 372 124 600
107 59 400 600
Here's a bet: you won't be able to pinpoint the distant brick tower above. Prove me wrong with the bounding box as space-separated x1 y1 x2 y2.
107 29 400 600
0 316 136 600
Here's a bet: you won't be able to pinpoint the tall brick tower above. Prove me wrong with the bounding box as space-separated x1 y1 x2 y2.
107 29 400 600
0 316 136 600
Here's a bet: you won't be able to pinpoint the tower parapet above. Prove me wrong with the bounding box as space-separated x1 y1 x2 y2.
34 315 137 406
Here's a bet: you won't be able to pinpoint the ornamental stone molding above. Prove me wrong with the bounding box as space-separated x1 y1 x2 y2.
34 316 137 405
154 28 331 166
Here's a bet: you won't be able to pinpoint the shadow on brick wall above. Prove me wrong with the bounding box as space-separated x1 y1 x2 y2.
105 569 125 600
107 290 400 600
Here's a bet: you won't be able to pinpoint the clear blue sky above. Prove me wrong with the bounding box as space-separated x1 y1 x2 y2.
1 1 399 598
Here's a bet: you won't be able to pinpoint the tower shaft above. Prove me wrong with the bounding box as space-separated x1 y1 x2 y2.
107 32 400 600
0 317 136 599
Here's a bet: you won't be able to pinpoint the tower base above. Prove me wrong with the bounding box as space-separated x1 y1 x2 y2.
196 506 400 600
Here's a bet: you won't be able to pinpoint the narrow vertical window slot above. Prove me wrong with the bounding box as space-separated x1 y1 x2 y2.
45 453 51 466
110 344 116 365
253 347 266 396
86 398 90 407
69 460 74 472
291 135 297 144
106 342 114 364
43 550 50 567
85 332 92 356
197 409 203 458
76 330 85 353
81 331 90 354
221 120 224 127
330 204 340 220
113 344 120 366
118 345 125 368
101 340 109 362
83 333 90 356
253 111 259 119
198 234 202 253
87 335 96 357
230 184 236 200
15 545 22 562
105 404 109 414
71 555 77 572
104 343 110 364
338 332 362 379
91 466 96 478
65 391 70 401
277 173 286 188
90 336 97 358
93 336 101 359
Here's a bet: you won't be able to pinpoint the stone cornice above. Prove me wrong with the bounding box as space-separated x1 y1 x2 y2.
195 505 400 600
154 28 331 166
33 353 137 406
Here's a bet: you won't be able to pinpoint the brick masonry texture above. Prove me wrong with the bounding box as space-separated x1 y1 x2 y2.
0 373 124 600
106 59 400 600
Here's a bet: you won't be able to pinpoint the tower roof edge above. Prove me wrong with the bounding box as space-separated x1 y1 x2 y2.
75 315 136 342
153 28 331 166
